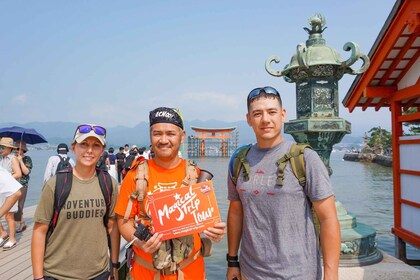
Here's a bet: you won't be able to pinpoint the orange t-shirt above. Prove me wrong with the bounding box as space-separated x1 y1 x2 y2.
115 158 205 280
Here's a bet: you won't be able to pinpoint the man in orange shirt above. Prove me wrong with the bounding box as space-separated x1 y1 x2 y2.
115 107 226 280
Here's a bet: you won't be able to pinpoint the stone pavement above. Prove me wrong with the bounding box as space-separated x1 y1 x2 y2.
338 251 420 280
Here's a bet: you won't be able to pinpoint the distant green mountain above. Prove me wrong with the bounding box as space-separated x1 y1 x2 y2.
0 120 363 148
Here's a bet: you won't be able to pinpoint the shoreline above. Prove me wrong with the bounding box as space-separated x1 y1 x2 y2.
343 153 392 167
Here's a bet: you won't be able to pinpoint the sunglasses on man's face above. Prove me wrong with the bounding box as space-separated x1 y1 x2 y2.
76 125 106 136
0 146 7 151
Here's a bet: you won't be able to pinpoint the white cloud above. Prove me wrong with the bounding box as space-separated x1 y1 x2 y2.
12 94 28 104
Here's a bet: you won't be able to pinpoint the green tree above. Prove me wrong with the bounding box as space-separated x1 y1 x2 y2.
403 107 420 135
367 126 392 152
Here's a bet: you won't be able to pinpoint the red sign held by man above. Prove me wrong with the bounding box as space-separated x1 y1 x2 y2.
147 181 221 240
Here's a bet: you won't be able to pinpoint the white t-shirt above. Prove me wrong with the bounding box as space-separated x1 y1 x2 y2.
0 166 21 212
0 166 21 197
43 154 75 184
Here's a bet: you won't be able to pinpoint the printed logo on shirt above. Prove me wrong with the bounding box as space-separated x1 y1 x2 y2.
152 182 178 193
62 198 106 220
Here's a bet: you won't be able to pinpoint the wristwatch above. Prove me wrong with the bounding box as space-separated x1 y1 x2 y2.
226 254 239 261
112 262 121 269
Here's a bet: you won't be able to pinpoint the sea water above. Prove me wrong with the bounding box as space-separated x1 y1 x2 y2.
23 150 419 277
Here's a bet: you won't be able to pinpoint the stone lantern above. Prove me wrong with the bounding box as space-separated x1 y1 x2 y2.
265 14 383 266
266 14 369 175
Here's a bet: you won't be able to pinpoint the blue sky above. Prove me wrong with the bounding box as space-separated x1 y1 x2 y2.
0 0 396 134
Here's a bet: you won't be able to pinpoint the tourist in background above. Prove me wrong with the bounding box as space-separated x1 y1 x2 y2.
14 140 33 233
116 107 226 280
123 144 130 157
0 137 22 250
107 147 117 181
115 146 126 184
122 147 137 179
43 143 75 184
140 146 149 159
32 124 120 280
226 87 340 280
96 149 109 172
146 144 155 159
0 166 22 219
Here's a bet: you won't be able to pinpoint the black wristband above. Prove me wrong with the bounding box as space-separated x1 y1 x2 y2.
227 261 240 267
226 254 239 261
112 262 120 269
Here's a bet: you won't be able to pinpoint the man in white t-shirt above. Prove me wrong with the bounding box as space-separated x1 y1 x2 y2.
0 166 21 219
123 144 130 157
43 143 75 184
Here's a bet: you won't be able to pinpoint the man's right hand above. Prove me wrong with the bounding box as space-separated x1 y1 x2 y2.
134 232 163 254
226 267 241 280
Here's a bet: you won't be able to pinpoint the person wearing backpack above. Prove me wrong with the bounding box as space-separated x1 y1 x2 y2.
121 147 137 179
32 124 120 280
43 143 75 184
115 107 226 280
115 147 126 184
226 87 340 280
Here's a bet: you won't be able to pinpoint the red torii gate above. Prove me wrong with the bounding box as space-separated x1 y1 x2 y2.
188 126 237 157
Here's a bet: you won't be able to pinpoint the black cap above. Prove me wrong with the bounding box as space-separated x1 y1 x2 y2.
57 143 69 154
149 107 183 129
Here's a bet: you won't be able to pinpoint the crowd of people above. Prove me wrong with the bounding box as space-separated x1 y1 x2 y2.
0 89 340 280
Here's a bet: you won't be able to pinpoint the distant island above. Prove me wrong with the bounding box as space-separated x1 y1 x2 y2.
343 127 392 167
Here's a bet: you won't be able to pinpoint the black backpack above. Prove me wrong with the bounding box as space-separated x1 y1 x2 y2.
56 155 72 172
46 168 113 240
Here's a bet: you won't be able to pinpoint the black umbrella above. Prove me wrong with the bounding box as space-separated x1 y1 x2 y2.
0 126 48 144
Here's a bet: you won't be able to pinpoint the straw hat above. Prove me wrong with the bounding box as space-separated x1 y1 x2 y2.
0 137 17 148
15 140 28 152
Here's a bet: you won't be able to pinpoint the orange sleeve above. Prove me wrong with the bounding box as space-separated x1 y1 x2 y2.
115 169 138 218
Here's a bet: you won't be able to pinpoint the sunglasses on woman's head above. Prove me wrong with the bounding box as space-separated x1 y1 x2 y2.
76 125 106 136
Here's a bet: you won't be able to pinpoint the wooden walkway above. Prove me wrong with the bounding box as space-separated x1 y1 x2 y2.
0 205 127 279
0 205 36 279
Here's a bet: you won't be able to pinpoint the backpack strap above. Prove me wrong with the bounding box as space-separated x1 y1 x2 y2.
181 160 198 187
47 168 73 240
96 168 113 228
229 145 252 185
289 144 311 187
276 143 311 187
124 159 199 220
124 158 149 220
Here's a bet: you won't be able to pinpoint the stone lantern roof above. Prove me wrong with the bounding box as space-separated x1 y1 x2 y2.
266 14 370 83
